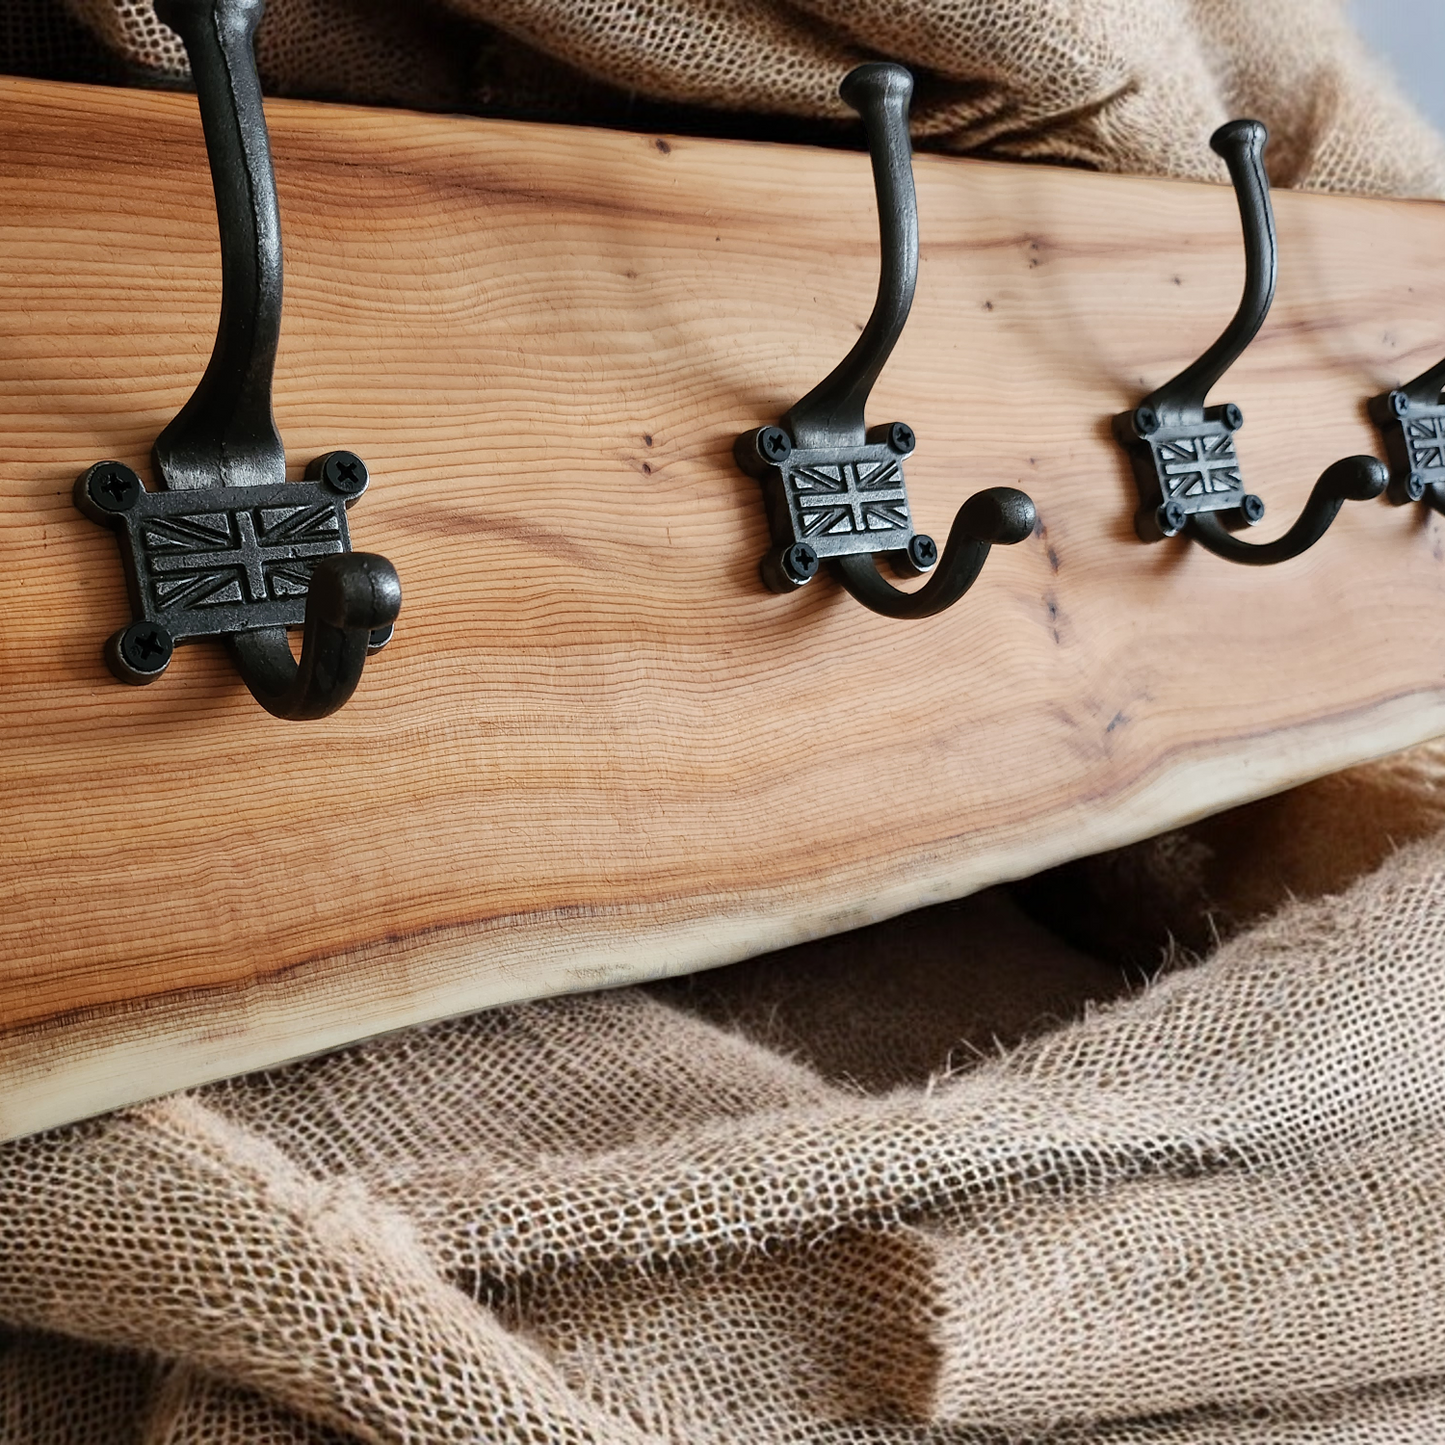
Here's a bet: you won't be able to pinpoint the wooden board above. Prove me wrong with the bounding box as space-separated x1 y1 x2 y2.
4 76 1445 1141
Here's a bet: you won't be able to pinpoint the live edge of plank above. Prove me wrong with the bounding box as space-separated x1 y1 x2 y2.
3 76 1445 1140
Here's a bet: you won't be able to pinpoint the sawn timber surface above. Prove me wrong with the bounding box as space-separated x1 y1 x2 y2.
3 77 1445 1140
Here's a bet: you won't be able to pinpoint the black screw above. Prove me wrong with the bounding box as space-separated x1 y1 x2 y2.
782 543 818 584
907 533 938 570
1391 390 1412 418
1240 493 1266 525
1134 406 1160 437
316 450 368 498
84 462 142 514
116 621 174 678
1158 499 1188 536
888 422 916 454
758 427 792 465
1408 472 1428 502
1222 403 1244 432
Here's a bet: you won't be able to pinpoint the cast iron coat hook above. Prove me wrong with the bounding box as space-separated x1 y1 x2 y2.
1368 319 1445 513
1114 119 1385 563
734 63 1035 618
74 0 400 719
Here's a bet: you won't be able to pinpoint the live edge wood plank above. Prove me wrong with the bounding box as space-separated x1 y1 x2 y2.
4 76 1445 1140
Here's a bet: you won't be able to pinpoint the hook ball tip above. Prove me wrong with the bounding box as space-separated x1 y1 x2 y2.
962 487 1036 545
839 62 914 113
307 553 402 632
1209 118 1267 161
1319 455 1388 502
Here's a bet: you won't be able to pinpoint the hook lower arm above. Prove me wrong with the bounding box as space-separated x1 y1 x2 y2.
832 488 1035 618
1185 456 1386 565
227 554 401 719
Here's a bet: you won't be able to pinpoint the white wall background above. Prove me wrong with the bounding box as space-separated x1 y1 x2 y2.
1351 0 1445 133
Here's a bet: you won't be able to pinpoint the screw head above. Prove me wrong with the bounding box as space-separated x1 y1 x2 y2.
907 533 938 570
1222 403 1244 432
84 462 143 514
1134 406 1160 437
1391 390 1412 417
1240 493 1266 525
316 450 369 499
887 422 916 455
782 542 818 584
758 427 792 465
114 621 174 680
1158 499 1188 536
1408 471 1428 502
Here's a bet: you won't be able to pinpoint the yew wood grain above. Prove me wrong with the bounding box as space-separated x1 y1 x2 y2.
3 77 1445 1140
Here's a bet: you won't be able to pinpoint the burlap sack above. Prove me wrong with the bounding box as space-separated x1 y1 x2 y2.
5 847 1445 1444
6 0 1445 194
5 3 1445 1442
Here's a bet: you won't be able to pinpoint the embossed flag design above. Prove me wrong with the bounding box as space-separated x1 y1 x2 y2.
787 457 912 543
140 502 345 614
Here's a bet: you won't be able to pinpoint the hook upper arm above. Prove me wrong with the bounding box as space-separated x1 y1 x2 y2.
782 64 918 451
1142 120 1277 428
151 0 285 491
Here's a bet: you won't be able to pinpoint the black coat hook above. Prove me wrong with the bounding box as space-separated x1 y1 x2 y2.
1368 340 1445 514
734 63 1035 618
1114 119 1384 563
73 0 400 719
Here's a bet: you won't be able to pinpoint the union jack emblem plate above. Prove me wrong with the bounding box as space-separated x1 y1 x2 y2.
772 444 916 559
1394 404 1445 487
108 482 352 641
1145 421 1245 513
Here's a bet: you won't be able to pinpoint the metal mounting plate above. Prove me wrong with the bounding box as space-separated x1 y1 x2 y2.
1118 416 1245 520
77 468 354 643
1369 391 1445 503
760 442 917 560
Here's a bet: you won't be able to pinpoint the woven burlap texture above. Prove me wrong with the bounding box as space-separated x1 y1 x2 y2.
50 0 1445 195
6 818 1445 1445
8 2 1445 1441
